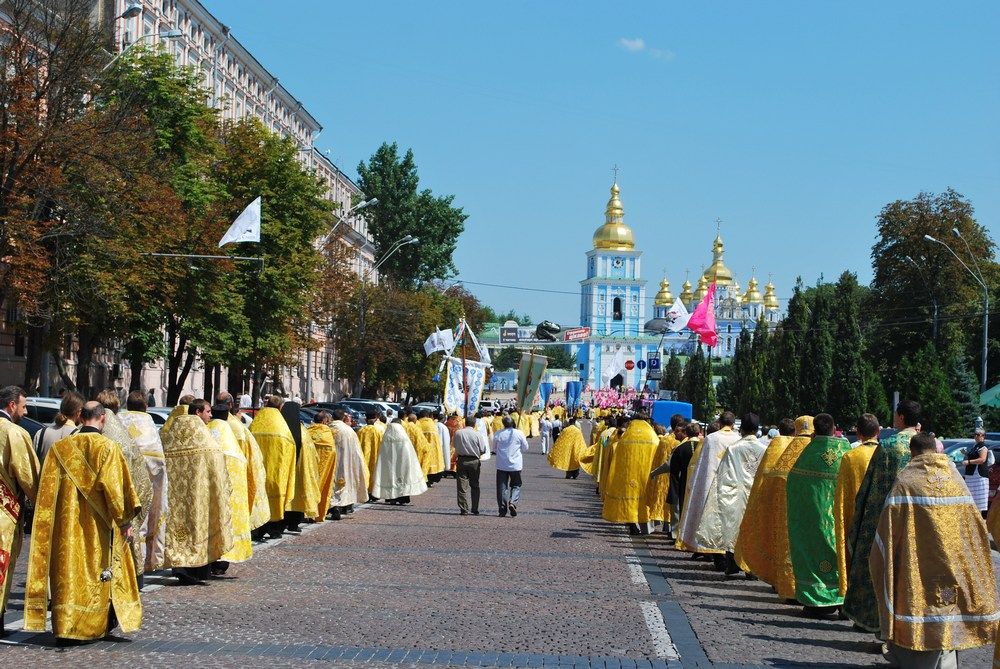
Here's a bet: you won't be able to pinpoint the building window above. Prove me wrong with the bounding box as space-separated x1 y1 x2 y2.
612 297 622 321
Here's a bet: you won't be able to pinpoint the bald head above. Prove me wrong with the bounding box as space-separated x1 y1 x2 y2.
80 401 107 429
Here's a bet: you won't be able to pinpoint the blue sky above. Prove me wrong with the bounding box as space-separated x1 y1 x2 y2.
206 0 999 327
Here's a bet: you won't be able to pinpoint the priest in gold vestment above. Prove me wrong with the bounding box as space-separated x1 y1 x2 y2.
547 418 586 479
329 409 369 512
307 411 338 521
357 413 383 492
871 432 999 667
602 417 659 532
746 415 813 600
161 400 233 583
0 386 40 632
404 412 431 480
281 401 320 533
417 411 444 482
120 391 170 573
249 397 297 539
733 417 795 582
215 391 269 531
833 413 878 596
24 402 142 641
645 422 680 527
986 497 1000 669
207 406 253 566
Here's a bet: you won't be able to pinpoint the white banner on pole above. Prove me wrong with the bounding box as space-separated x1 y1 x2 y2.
442 356 489 416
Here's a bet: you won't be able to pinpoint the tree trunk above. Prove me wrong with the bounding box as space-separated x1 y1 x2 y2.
227 362 245 396
75 329 97 398
52 349 76 392
127 338 145 392
167 348 197 406
21 323 44 394
203 363 215 401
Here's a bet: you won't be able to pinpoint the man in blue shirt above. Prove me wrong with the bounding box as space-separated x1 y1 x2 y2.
491 416 529 517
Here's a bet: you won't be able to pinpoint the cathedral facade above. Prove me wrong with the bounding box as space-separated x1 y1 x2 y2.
574 181 782 391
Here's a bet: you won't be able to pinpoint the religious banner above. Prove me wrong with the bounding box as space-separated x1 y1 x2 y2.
442 356 489 416
565 381 583 413
515 352 548 416
538 382 554 408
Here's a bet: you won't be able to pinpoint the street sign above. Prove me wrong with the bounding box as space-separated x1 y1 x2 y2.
636 359 647 370
647 352 662 380
563 327 591 342
624 360 635 371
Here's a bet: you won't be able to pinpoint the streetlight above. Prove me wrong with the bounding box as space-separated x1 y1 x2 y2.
120 2 143 20
902 254 939 344
322 198 378 245
924 233 990 391
102 29 184 72
353 234 419 396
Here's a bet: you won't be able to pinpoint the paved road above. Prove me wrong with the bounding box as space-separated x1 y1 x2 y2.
2 430 997 668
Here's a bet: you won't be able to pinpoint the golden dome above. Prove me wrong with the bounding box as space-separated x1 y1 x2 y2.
679 278 694 305
702 232 735 286
764 280 779 310
592 182 635 251
742 277 764 305
654 278 673 306
693 274 708 303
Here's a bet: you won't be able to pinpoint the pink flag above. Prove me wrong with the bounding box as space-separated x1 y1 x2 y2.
687 282 718 347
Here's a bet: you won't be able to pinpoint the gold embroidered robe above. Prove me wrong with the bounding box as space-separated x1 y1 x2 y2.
547 424 586 472
120 411 169 572
288 426 322 517
602 421 658 524
207 419 253 562
0 417 39 616
646 434 679 523
834 440 877 596
734 435 793 582
24 432 141 640
307 423 337 520
249 407 297 522
102 411 153 575
226 414 270 530
357 424 382 490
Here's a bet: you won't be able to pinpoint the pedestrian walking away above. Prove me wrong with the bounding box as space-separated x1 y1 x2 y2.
452 417 488 515
492 415 529 517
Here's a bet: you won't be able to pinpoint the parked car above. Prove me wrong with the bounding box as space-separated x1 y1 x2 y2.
147 407 173 427
25 397 62 425
479 399 501 413
18 415 45 439
303 402 365 426
339 399 384 417
411 402 444 416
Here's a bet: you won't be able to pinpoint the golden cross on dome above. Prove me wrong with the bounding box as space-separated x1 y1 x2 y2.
715 218 722 233
611 164 620 182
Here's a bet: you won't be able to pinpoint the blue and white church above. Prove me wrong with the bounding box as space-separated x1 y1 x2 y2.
573 181 783 391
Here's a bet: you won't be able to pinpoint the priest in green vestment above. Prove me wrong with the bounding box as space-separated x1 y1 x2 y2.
786 413 852 616
843 399 920 633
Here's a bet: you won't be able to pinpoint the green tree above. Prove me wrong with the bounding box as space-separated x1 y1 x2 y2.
947 350 983 433
772 280 809 419
746 316 771 418
896 343 961 436
828 272 867 427
356 142 467 287
660 350 683 393
547 346 578 371
799 283 834 413
862 361 892 427
493 347 521 371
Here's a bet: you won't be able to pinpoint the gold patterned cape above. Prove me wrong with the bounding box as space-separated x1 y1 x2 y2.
226 414 270 529
986 498 1000 668
404 420 432 477
357 425 382 491
119 411 169 572
602 421 659 524
871 452 999 652
834 440 877 595
307 423 337 520
418 417 444 474
547 424 586 472
249 407 297 522
161 415 233 567
734 435 792 582
24 432 141 640
288 426 321 517
161 403 189 435
330 421 369 507
0 417 38 615
102 411 153 575
207 419 253 563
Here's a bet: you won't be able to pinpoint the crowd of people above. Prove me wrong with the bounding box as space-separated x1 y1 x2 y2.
546 401 1000 669
0 385 513 643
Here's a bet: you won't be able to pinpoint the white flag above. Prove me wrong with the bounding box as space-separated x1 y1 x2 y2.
466 327 492 367
423 327 455 357
603 346 627 386
665 297 692 332
219 197 261 247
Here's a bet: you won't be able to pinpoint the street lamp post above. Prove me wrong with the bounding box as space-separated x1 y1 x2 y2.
102 29 184 72
925 234 990 391
352 235 419 397
903 254 939 344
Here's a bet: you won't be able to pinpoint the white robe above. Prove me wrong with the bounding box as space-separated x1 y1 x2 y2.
694 434 766 552
119 410 170 572
677 426 741 552
370 424 428 499
330 420 369 506
436 421 451 471
540 418 552 453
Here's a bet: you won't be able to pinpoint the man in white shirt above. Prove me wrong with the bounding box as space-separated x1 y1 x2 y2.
492 416 529 518
474 411 491 461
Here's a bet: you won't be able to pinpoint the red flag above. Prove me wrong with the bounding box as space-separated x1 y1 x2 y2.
687 282 718 347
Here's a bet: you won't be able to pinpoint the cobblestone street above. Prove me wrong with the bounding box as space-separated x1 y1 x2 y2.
2 429 998 668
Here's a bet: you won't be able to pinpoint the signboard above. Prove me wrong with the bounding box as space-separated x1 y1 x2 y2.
624 360 635 371
647 352 662 380
562 327 591 342
498 321 560 345
636 359 647 370
500 326 519 344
